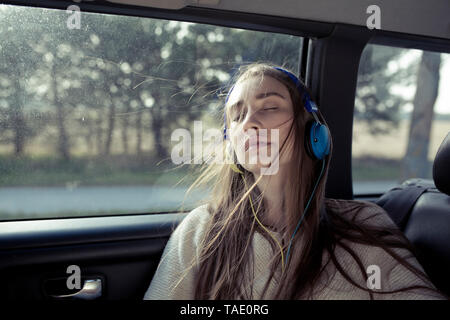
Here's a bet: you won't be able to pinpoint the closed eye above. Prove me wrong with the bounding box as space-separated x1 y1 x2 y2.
231 106 277 121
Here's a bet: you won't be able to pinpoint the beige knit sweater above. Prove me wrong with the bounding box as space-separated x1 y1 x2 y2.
143 199 445 300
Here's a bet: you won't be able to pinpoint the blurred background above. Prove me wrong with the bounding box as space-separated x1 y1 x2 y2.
0 5 448 220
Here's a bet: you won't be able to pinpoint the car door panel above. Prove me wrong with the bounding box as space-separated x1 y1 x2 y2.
0 213 185 300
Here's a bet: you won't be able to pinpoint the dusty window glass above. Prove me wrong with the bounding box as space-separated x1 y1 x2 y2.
353 43 450 195
0 5 303 221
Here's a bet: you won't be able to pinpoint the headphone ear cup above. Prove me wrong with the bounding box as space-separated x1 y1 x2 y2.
304 120 331 160
304 120 316 159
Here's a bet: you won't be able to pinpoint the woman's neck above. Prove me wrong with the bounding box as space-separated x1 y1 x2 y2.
253 167 287 229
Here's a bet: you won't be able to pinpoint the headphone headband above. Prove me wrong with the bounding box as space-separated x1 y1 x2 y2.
272 67 318 113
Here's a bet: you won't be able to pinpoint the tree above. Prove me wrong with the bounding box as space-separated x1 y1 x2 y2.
402 51 442 179
0 6 41 156
355 45 417 135
0 6 304 163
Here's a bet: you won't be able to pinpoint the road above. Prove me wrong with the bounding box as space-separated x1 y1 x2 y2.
0 185 209 219
0 181 398 219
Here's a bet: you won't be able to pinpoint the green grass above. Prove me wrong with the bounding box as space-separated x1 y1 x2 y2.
0 154 200 187
352 156 433 181
352 159 400 181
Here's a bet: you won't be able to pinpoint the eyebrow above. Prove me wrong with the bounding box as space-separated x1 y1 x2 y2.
228 91 286 113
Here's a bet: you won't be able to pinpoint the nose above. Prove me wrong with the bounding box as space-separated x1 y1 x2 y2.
241 106 263 133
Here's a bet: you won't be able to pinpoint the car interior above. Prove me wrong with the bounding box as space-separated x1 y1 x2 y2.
0 0 449 300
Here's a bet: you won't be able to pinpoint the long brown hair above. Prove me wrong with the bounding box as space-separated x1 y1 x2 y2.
183 62 444 299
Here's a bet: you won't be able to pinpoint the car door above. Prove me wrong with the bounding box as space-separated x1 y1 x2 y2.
0 212 184 300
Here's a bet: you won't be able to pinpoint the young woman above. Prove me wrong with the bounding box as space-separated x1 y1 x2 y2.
144 62 445 300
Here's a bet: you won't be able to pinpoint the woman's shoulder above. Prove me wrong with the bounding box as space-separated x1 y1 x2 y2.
181 203 212 228
324 198 397 229
322 198 444 298
323 198 404 267
172 203 213 245
143 204 213 300
324 198 385 213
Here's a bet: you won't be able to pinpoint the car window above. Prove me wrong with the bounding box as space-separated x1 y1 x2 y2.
0 4 303 221
353 43 450 195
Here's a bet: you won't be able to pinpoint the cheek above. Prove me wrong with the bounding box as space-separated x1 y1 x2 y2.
270 117 293 144
275 122 296 158
267 109 292 126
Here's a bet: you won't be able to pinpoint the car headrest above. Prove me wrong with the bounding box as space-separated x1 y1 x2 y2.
433 132 450 196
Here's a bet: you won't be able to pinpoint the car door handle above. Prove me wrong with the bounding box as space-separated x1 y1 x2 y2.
50 278 102 300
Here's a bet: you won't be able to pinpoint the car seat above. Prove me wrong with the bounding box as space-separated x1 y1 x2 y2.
377 132 450 296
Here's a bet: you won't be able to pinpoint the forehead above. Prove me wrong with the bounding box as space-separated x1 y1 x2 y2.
226 75 290 109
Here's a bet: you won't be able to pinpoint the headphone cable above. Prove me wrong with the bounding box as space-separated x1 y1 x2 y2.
231 164 286 273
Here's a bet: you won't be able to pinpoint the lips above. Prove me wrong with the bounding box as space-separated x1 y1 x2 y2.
245 139 270 151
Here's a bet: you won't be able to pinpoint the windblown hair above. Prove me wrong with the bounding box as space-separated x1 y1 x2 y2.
183 62 444 299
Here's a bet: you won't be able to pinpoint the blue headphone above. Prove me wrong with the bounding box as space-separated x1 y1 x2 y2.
223 66 330 161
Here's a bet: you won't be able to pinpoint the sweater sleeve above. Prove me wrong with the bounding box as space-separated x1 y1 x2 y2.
143 204 211 300
373 247 446 300
345 201 446 300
